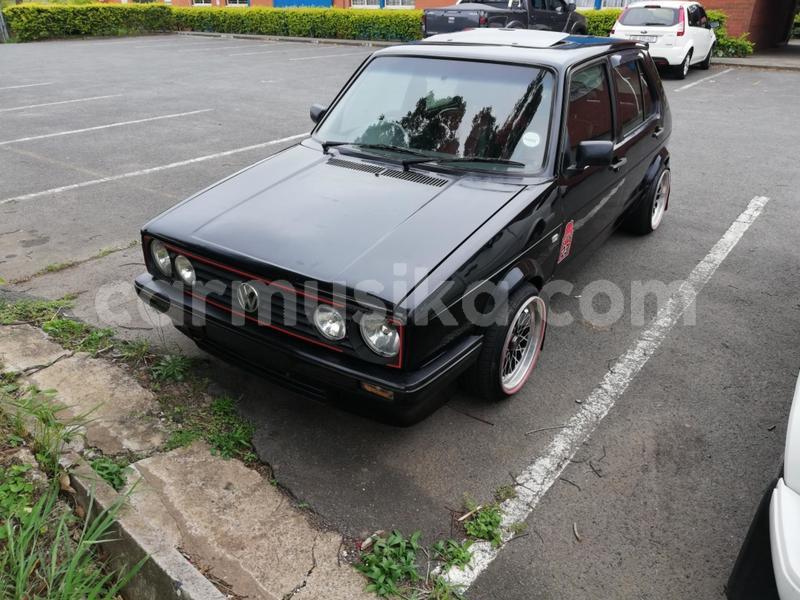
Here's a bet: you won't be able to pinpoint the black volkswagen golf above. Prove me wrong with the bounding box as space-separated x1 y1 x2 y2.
135 29 672 424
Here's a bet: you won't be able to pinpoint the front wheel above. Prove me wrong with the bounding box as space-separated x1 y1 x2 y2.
623 166 670 235
470 284 547 401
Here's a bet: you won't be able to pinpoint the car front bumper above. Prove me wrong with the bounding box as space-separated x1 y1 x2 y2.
135 274 482 421
771 478 800 599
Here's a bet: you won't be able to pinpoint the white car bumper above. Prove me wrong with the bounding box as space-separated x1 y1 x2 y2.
771 478 800 599
646 44 691 66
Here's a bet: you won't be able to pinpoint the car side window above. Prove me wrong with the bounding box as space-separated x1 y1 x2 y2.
612 59 645 137
531 0 546 10
637 60 654 118
546 0 565 11
687 5 700 27
697 6 709 27
566 63 613 160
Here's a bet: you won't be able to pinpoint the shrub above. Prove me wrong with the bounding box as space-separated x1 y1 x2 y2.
3 4 421 42
579 8 621 37
793 10 799 38
2 3 174 41
706 8 753 57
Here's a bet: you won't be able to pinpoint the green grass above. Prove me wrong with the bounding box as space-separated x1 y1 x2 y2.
431 539 472 570
42 319 115 356
0 297 73 326
357 530 422 597
0 367 145 598
164 396 255 462
493 484 517 503
464 504 503 548
89 456 128 491
150 354 192 382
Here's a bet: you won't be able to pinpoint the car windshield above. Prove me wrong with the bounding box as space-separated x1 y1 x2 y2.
619 7 680 26
315 56 555 173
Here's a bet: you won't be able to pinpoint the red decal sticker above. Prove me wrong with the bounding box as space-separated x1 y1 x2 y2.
558 220 574 264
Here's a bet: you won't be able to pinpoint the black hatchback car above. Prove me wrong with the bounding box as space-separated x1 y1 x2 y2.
135 29 672 424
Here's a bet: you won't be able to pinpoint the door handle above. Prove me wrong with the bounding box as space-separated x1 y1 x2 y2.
652 126 665 139
610 157 627 172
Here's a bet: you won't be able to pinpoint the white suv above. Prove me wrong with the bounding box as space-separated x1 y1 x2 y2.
610 1 717 79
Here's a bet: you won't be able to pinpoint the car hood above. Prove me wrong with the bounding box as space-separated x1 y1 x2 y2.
145 143 525 306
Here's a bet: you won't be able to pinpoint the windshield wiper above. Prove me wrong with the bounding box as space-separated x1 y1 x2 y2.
406 156 527 169
320 140 429 157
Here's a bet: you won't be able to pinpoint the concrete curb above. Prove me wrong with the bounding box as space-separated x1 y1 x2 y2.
69 461 226 600
176 30 399 47
711 58 800 72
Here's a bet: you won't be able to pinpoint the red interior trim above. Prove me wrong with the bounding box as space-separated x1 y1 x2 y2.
163 242 344 308
186 290 344 354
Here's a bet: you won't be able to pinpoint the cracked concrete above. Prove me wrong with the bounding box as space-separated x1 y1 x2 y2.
127 443 373 600
0 323 372 600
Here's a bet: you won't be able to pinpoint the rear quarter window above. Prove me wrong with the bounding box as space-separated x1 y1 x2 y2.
619 7 680 26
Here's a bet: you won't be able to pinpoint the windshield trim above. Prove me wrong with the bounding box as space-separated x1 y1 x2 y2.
311 54 558 178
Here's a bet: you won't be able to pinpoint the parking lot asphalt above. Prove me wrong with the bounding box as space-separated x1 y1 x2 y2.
2 35 799 599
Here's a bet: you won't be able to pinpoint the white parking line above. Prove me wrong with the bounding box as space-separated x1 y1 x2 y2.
445 195 771 590
674 68 734 92
289 51 370 61
0 133 306 205
227 43 295 57
0 82 54 91
0 94 121 113
175 44 274 52
0 109 213 147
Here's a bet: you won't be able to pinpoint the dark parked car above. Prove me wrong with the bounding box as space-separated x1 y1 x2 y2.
135 29 672 424
423 0 587 37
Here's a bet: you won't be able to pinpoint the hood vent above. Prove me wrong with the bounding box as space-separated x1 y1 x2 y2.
326 157 384 175
326 157 448 188
380 169 448 188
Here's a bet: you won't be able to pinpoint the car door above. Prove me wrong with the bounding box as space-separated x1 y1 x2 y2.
686 4 712 62
556 59 621 262
608 50 663 216
546 0 570 32
529 0 554 30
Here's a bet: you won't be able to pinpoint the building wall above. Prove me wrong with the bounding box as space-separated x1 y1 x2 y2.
703 0 796 48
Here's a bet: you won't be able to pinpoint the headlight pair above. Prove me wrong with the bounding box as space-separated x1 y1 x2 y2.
149 240 195 286
312 305 400 358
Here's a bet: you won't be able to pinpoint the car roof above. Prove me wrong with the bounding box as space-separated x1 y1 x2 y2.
375 29 644 69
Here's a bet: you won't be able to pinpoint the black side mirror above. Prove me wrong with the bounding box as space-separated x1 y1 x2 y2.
310 103 328 125
574 140 613 170
566 1 576 12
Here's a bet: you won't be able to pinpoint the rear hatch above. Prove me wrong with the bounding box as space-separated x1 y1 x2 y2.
612 5 685 47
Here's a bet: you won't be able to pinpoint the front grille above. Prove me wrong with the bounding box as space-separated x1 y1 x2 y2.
182 254 356 354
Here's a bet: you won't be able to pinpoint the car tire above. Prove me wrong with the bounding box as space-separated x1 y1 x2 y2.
697 46 712 70
673 51 692 79
470 283 547 402
623 165 670 235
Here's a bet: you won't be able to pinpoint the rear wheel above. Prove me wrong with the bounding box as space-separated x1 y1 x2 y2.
470 284 547 401
672 50 692 79
624 166 670 235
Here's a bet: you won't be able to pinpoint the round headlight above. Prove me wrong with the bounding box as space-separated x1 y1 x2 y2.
150 240 172 276
174 255 195 286
313 305 346 341
360 313 400 358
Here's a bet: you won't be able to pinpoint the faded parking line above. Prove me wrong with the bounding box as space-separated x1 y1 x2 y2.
674 68 734 92
0 94 122 113
0 82 54 91
0 108 213 147
289 51 371 61
0 133 306 205
446 195 771 590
